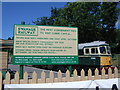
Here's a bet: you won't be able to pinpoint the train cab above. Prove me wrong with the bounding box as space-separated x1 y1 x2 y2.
78 41 112 67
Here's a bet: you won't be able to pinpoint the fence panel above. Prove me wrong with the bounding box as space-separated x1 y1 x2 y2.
80 69 85 81
11 72 19 84
73 69 79 81
58 70 62 82
88 69 92 80
114 67 118 78
24 72 28 84
66 70 70 82
4 72 10 84
94 68 99 80
101 68 106 79
0 67 119 90
38 71 46 83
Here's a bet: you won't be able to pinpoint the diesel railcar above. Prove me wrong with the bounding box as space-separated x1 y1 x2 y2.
78 41 112 67
34 41 113 72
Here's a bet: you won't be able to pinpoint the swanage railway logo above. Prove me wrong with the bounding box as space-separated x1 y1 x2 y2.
16 27 38 36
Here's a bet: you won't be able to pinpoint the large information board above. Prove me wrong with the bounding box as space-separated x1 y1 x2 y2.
13 25 78 65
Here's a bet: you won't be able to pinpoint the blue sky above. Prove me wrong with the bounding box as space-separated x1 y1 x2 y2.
2 2 120 40
2 2 67 39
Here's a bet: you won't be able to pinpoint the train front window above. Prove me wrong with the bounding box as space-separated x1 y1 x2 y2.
100 46 106 54
107 46 111 54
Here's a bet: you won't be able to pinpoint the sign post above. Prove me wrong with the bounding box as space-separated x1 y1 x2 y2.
20 65 23 79
68 65 72 77
19 21 25 79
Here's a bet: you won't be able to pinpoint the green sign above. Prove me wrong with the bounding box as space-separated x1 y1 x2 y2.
13 25 78 65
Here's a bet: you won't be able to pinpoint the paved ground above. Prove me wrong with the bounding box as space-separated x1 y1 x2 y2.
8 64 66 78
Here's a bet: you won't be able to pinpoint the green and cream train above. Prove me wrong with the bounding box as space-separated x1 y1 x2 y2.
64 41 113 72
78 41 112 68
35 41 113 72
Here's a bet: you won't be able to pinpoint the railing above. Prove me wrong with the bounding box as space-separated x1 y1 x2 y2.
0 67 119 90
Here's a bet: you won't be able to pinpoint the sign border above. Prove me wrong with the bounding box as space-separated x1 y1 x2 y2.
13 24 78 65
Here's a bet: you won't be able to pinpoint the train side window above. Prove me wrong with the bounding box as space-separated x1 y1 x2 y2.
91 48 98 54
91 48 95 54
85 49 89 54
96 48 98 53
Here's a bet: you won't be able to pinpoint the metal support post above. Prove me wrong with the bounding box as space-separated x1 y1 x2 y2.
68 65 72 77
19 21 25 79
20 65 24 79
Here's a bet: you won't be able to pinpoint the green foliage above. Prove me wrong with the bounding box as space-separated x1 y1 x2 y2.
112 54 120 66
8 37 12 40
12 36 14 40
116 29 120 42
100 3 118 44
114 29 120 53
58 2 102 43
33 2 119 53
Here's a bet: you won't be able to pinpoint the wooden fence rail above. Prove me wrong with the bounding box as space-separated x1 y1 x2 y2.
0 67 119 90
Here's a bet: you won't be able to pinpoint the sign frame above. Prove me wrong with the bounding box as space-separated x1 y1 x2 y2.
13 24 78 65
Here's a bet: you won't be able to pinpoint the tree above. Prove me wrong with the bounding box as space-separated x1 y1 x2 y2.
55 2 102 43
114 29 120 53
33 2 119 46
8 37 12 40
100 2 118 43
33 7 62 25
12 36 14 40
